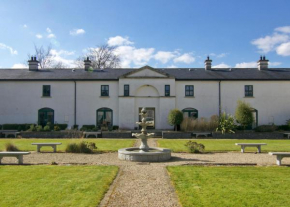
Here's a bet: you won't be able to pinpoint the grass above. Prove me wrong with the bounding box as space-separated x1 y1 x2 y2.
158 139 290 152
0 139 135 152
167 166 290 207
0 165 118 207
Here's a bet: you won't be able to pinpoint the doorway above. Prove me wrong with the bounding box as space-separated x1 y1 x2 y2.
97 108 113 127
38 108 54 126
139 107 155 129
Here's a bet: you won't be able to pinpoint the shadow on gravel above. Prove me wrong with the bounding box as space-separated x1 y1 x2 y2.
168 156 213 163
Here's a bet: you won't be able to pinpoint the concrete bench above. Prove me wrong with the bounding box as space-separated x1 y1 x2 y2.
0 130 20 138
83 132 101 138
235 143 267 153
192 132 212 138
31 143 62 152
0 152 30 164
269 152 290 166
284 133 290 139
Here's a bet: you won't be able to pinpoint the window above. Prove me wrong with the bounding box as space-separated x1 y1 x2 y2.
185 85 194 96
101 85 109 96
97 108 113 127
245 85 253 97
124 85 129 96
182 108 198 119
42 85 51 97
165 85 170 96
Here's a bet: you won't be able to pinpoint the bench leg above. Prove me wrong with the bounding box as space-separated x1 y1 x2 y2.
276 155 282 166
17 155 23 164
241 146 245 153
257 146 261 153
53 145 57 153
37 145 41 152
0 157 2 164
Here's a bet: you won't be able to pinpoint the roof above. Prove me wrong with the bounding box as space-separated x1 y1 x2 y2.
1 67 290 81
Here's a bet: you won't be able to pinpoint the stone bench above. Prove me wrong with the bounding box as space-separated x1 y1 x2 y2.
269 152 290 166
31 143 62 152
0 152 30 164
0 130 20 138
235 143 267 153
192 132 212 138
284 133 290 139
83 132 101 138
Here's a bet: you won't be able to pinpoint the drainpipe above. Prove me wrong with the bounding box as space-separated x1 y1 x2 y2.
74 81 77 126
219 80 221 117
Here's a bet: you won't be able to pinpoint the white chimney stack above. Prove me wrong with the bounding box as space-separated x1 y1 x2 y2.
205 56 212 70
84 57 92 71
28 56 39 71
257 56 269 70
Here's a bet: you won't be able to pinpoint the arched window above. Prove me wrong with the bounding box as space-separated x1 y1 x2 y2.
97 108 113 127
38 108 54 126
182 108 198 119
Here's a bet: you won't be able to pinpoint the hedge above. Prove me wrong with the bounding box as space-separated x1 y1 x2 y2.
2 124 33 131
53 124 68 130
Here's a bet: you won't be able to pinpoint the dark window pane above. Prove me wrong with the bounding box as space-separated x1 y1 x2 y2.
165 85 170 96
124 85 129 96
185 85 194 96
43 85 51 97
101 85 109 96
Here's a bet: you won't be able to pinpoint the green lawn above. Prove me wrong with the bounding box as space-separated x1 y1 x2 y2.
0 139 135 152
158 139 290 152
167 166 290 207
0 165 118 207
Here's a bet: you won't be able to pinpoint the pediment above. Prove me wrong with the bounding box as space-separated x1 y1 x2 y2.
122 66 172 78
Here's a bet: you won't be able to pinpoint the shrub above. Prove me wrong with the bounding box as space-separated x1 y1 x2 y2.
168 109 183 131
28 124 37 132
36 125 43 132
43 125 50 131
185 141 205 153
255 125 277 132
235 100 254 129
181 115 219 132
65 141 97 153
0 125 2 130
5 142 19 151
54 124 68 130
54 125 60 131
80 125 96 131
113 125 119 130
216 112 236 134
277 125 290 131
3 124 33 131
50 161 58 165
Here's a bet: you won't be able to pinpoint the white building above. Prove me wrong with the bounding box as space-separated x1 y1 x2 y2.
0 56 289 129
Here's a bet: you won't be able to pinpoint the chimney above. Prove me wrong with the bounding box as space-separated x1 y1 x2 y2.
257 55 269 70
204 56 212 70
28 56 39 71
84 57 92 71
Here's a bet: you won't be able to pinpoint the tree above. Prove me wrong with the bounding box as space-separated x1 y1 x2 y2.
168 109 183 131
75 44 121 69
27 44 65 69
235 100 254 129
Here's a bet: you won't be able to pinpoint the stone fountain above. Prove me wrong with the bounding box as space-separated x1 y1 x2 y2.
118 107 171 162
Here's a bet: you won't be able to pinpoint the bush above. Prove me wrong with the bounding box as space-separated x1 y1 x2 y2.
185 141 205 153
235 100 254 129
5 142 19 151
0 125 2 130
113 125 119 130
80 125 96 131
54 125 60 131
53 124 68 130
3 124 33 131
65 141 97 153
27 124 37 132
255 125 277 132
168 109 183 131
216 112 236 134
181 115 219 132
277 125 290 131
43 125 50 131
36 125 43 132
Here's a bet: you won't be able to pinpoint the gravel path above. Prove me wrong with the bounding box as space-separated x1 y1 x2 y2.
1 138 289 207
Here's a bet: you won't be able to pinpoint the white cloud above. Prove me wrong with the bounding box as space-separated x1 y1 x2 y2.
107 36 134 46
36 34 43 39
0 43 18 55
173 53 195 64
251 33 289 53
12 63 27 69
49 49 76 68
269 62 282 66
275 26 290 33
235 61 257 68
47 34 56 39
276 42 290 56
167 65 177 68
70 29 85 36
50 49 75 56
154 51 176 64
23 24 27 28
209 53 228 58
46 27 52 33
212 63 231 68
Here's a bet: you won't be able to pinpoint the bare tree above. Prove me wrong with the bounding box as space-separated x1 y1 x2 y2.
75 44 121 69
27 44 66 68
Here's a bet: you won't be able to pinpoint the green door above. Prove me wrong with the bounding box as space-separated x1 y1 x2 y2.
97 108 113 127
38 108 54 126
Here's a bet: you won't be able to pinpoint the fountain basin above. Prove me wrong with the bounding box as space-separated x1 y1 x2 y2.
118 147 171 162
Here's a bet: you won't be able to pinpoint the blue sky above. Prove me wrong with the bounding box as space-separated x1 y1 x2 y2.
1 0 290 68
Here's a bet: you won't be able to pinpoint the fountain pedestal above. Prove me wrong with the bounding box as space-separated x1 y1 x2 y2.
118 108 171 162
